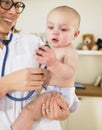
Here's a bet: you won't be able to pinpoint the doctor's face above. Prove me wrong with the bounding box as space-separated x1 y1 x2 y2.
0 0 25 34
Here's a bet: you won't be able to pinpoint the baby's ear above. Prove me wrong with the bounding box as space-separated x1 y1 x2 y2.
74 30 80 39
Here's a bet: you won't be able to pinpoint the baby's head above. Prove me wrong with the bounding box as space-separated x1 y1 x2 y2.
46 6 80 48
47 5 80 31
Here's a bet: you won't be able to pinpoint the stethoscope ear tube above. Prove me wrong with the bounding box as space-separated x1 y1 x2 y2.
1 33 35 101
1 45 8 76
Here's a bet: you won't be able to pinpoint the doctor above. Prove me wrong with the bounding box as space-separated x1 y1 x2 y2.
0 0 69 130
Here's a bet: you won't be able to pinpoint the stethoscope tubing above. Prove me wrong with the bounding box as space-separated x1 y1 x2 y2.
1 33 35 101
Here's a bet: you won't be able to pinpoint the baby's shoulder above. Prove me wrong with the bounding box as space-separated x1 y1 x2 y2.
66 45 77 53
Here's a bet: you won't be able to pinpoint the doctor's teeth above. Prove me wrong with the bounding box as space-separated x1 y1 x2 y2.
4 18 13 23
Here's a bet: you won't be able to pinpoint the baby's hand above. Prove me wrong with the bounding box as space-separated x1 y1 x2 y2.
35 45 57 67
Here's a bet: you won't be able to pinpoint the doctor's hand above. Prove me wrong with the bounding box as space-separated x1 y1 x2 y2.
26 92 69 121
0 68 47 97
42 92 70 121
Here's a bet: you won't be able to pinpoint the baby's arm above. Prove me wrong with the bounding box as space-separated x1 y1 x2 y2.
35 45 78 81
48 48 78 80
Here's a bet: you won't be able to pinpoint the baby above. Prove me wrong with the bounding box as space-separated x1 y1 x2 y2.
35 5 81 112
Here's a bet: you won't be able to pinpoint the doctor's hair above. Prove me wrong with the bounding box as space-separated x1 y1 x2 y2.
11 26 21 33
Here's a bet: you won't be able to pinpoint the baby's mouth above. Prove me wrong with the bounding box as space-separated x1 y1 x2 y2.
52 38 59 42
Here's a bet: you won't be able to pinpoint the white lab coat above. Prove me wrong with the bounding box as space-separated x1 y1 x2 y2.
0 32 61 130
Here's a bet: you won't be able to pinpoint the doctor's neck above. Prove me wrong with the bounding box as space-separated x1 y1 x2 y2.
0 32 9 40
0 31 9 49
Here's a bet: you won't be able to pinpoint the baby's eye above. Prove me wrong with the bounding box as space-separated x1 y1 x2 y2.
48 26 54 30
61 28 67 32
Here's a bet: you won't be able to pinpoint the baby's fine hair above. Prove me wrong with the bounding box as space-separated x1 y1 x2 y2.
48 5 81 30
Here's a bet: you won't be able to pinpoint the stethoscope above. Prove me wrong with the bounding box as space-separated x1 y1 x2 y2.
0 33 35 101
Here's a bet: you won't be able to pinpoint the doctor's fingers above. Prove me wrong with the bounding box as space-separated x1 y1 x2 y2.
55 94 69 110
42 93 59 118
48 93 61 119
29 73 46 81
22 67 47 82
46 99 59 120
21 68 46 77
48 98 69 121
42 93 54 117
